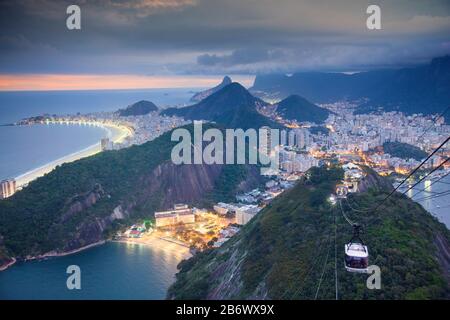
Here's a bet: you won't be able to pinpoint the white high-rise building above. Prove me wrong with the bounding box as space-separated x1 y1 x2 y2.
259 126 271 156
288 130 296 146
0 179 16 199
280 130 287 146
295 128 310 149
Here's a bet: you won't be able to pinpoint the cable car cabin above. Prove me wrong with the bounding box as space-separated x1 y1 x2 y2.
344 242 369 273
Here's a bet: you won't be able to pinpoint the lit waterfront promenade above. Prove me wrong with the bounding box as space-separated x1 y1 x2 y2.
14 121 133 188
113 232 191 261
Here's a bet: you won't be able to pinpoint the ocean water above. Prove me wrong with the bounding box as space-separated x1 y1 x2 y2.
0 242 187 300
0 88 195 300
0 123 107 180
0 88 196 180
0 88 196 125
400 174 450 228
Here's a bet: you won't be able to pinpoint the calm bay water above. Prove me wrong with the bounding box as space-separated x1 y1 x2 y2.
0 242 187 299
400 174 450 228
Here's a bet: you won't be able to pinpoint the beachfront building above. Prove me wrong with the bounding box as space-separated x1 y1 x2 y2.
101 138 114 151
154 204 195 227
0 179 16 199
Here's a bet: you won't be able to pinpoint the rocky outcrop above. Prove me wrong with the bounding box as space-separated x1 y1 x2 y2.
434 233 450 283
142 162 223 208
60 184 105 223
62 205 129 252
357 166 393 193
190 76 232 102
0 235 14 270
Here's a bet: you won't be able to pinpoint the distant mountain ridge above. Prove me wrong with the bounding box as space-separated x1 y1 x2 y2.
276 95 330 124
190 76 232 102
163 82 280 130
251 56 450 119
117 100 158 117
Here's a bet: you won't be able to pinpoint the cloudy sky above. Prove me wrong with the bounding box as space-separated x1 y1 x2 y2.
0 0 449 90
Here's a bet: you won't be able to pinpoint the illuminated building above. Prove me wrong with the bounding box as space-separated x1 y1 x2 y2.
154 204 195 227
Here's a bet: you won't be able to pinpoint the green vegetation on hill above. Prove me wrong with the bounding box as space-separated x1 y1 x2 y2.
383 141 428 161
117 100 158 116
276 95 330 124
0 124 260 261
168 166 450 300
163 83 280 130
0 129 175 257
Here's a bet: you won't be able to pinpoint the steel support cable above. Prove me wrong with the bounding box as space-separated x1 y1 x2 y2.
412 189 450 202
370 135 450 214
409 170 450 199
339 199 355 226
400 158 449 197
338 136 449 219
314 233 332 300
281 235 327 300
345 197 372 213
417 105 450 141
334 208 339 300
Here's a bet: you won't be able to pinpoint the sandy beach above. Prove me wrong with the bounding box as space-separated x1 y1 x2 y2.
0 234 191 272
14 122 132 188
112 233 191 260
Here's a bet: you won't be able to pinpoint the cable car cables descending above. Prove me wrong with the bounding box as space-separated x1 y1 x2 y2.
371 135 450 214
344 135 450 215
400 157 449 197
417 105 450 142
334 208 338 300
409 168 450 200
314 234 332 300
339 199 355 226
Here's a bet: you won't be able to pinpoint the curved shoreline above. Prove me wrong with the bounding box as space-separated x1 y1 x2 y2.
13 122 132 188
0 236 191 272
0 241 106 272
0 258 16 272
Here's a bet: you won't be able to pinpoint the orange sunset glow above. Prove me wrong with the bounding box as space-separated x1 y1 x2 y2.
0 74 254 91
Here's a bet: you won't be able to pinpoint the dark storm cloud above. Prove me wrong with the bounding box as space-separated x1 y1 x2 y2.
0 0 450 74
197 49 286 67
